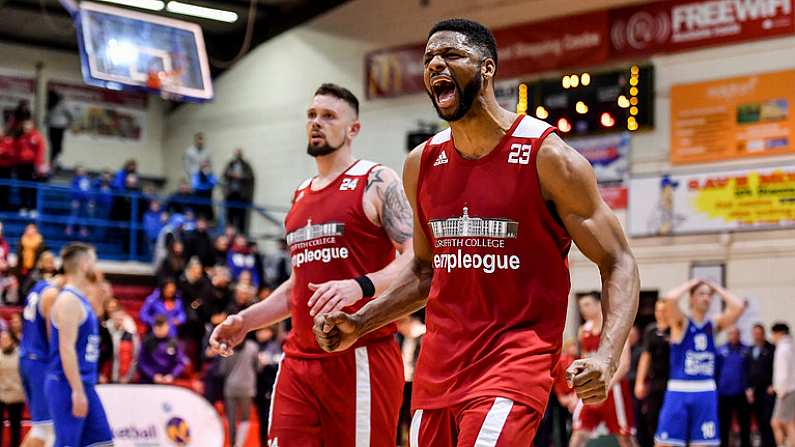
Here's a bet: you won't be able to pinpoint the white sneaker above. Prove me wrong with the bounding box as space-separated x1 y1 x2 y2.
29 210 38 219
19 209 28 217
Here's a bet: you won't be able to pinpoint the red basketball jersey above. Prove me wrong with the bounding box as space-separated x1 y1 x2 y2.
413 115 572 413
283 160 397 358
579 320 602 356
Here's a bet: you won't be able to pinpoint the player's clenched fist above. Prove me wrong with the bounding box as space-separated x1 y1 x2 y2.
565 355 615 404
313 311 362 352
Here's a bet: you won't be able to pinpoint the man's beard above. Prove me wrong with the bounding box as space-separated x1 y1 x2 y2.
429 72 482 122
307 139 345 157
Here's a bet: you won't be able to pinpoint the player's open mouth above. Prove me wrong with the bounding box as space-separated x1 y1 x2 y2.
432 77 457 108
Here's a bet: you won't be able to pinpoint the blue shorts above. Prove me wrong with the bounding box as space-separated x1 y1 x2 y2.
20 357 52 424
45 375 113 447
655 387 720 446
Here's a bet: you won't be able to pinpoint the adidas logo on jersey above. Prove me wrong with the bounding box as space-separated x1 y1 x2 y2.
433 150 448 166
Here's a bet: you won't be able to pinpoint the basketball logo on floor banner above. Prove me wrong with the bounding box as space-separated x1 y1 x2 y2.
97 384 224 447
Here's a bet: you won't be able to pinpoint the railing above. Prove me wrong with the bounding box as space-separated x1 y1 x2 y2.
0 178 287 262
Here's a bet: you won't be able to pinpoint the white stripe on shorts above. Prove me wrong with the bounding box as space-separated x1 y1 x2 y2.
474 397 514 447
612 383 628 431
267 354 284 434
355 346 371 447
410 409 423 447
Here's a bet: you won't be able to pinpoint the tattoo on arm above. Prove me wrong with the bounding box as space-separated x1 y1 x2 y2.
381 180 413 245
366 168 385 192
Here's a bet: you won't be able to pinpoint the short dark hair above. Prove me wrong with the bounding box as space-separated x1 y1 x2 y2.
60 242 94 275
753 322 765 331
314 83 359 116
772 322 790 335
428 18 498 68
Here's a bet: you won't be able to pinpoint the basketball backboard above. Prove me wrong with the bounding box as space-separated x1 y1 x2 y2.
76 1 213 102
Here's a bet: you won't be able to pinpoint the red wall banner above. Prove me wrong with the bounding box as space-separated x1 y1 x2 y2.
609 0 794 58
366 0 795 99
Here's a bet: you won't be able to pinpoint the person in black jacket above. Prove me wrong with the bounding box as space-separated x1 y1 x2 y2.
746 323 777 447
183 217 215 268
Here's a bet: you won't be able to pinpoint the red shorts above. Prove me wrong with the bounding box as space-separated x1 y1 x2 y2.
572 380 635 436
267 339 403 447
409 396 544 447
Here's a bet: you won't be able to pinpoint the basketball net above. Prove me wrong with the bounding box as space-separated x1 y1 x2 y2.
146 69 181 100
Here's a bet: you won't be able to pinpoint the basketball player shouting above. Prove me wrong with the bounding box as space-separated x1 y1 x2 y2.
655 279 744 447
210 83 413 446
570 293 636 447
314 19 639 445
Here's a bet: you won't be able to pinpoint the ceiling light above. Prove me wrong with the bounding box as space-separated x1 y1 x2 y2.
581 73 591 86
601 112 615 127
575 101 588 114
617 95 630 108
630 87 639 96
166 1 238 22
570 74 579 88
98 0 164 11
562 76 571 89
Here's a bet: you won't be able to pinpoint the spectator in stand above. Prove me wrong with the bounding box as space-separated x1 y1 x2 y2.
226 282 256 316
156 240 186 282
21 250 56 298
178 257 210 366
104 304 139 384
220 336 259 447
212 235 230 267
138 316 188 385
0 223 18 305
16 119 47 217
167 179 194 216
0 128 15 211
264 239 290 290
93 170 114 237
635 300 670 447
16 223 44 288
771 322 795 447
207 266 233 321
143 200 168 257
0 329 24 447
183 132 210 179
184 217 214 268
747 323 777 447
717 326 751 447
140 278 186 338
222 148 255 233
191 161 216 220
6 100 32 136
7 313 21 343
112 159 137 190
111 168 141 226
254 324 282 446
46 91 72 168
223 224 237 244
227 235 260 287
66 166 94 237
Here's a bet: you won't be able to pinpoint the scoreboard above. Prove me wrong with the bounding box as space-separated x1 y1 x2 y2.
518 65 654 136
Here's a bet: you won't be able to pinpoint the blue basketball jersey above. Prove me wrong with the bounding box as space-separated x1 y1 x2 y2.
48 286 101 385
669 318 717 382
20 280 57 361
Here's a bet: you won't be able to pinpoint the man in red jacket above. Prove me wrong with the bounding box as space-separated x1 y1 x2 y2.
16 119 47 216
0 129 16 211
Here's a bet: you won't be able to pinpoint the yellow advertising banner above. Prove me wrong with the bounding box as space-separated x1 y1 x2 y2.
670 70 795 165
629 165 795 236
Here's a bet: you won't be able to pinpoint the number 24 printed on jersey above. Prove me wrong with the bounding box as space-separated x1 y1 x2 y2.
508 144 531 165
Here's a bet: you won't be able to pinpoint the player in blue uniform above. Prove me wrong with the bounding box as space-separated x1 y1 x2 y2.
45 243 113 447
20 276 64 447
655 278 744 447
